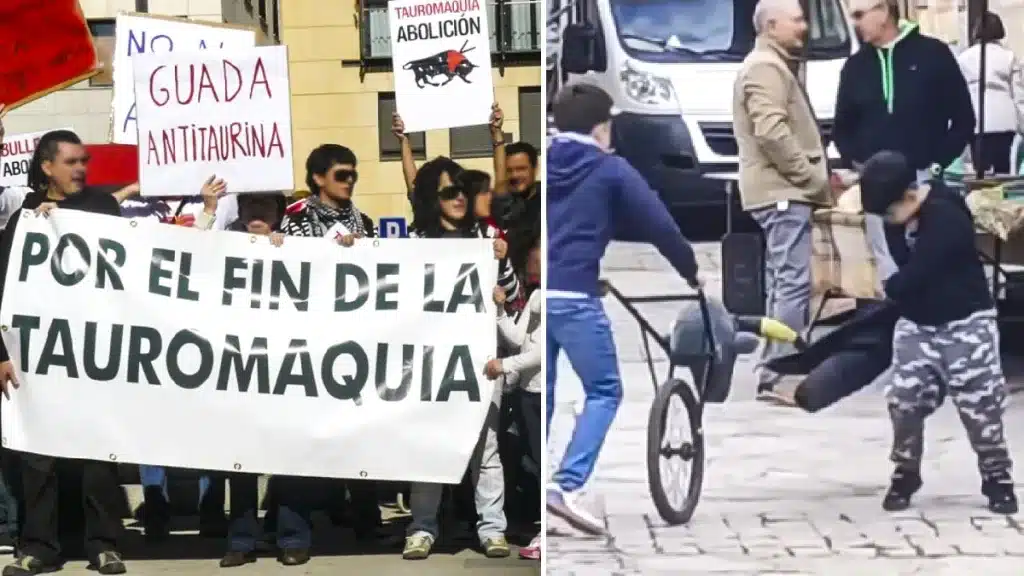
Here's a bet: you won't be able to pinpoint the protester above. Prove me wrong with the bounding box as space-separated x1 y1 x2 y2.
488 231 542 561
835 0 975 181
491 142 540 239
857 150 1017 514
547 83 702 535
403 177 511 561
0 130 126 575
957 11 1024 174
732 0 831 404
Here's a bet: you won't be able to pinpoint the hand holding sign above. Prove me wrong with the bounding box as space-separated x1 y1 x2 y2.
0 361 19 400
489 102 503 139
483 358 503 380
392 112 408 141
492 238 507 260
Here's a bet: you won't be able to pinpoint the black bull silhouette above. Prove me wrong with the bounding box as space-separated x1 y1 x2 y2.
402 40 478 88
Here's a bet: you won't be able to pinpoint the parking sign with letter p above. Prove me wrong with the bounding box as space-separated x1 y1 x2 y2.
379 217 408 238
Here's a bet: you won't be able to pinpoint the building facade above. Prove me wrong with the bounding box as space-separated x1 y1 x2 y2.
281 0 543 219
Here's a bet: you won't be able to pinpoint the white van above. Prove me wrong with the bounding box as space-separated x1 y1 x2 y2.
548 0 857 207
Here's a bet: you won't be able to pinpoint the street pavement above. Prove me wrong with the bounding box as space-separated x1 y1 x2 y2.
548 242 1024 575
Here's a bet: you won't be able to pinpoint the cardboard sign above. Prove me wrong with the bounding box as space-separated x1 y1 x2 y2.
112 13 257 144
388 0 494 132
0 0 99 110
133 45 295 197
0 128 73 187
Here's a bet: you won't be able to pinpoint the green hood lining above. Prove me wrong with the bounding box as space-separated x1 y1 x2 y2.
876 20 918 113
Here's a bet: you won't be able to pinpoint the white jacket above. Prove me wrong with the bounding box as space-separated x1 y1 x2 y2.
958 42 1024 134
497 289 541 393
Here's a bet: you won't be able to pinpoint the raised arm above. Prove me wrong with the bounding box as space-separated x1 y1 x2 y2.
490 102 508 195
392 113 417 197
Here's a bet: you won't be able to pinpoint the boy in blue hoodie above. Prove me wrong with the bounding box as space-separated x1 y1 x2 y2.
546 84 702 534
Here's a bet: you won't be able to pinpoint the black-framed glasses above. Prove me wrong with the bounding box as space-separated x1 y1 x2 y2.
332 169 358 183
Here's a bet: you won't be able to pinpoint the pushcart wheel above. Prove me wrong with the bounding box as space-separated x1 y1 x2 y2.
646 378 704 525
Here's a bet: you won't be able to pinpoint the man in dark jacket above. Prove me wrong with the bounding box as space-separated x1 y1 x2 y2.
546 84 702 535
834 0 974 180
0 130 126 576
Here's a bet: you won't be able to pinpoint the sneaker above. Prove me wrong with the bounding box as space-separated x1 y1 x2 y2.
92 551 126 575
882 468 923 512
546 486 605 536
982 475 1019 514
482 536 510 558
519 535 540 560
402 532 434 560
2 556 57 576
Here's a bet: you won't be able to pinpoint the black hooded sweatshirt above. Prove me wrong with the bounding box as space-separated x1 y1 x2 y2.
0 189 121 362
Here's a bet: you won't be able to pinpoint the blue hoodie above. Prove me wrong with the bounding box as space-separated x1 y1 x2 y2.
547 134 699 296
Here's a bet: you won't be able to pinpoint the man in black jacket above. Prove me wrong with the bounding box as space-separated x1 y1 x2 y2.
0 131 126 576
834 0 974 180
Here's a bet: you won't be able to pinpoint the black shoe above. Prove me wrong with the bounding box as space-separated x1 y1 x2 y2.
278 548 310 566
882 468 922 512
2 556 58 576
141 487 170 542
92 551 126 575
982 476 1019 514
219 551 256 568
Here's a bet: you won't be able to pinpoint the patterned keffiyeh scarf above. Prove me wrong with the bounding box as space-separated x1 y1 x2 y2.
305 196 367 237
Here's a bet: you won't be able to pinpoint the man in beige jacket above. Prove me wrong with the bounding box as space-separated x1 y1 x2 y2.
732 0 832 403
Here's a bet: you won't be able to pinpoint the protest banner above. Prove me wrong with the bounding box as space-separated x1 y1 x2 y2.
0 128 73 187
0 0 99 111
0 210 498 483
133 45 295 197
388 0 494 132
112 13 258 145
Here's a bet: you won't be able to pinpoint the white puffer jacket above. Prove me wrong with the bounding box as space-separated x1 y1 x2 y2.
958 42 1024 134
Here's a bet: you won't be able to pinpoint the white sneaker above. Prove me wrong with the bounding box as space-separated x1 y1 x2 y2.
546 485 605 536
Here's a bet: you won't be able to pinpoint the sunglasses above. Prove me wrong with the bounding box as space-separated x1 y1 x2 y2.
850 3 882 20
439 186 465 201
332 169 358 183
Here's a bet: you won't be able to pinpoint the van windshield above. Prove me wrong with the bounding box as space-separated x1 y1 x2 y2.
611 0 850 63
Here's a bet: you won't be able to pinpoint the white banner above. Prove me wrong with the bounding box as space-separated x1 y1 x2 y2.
389 0 494 132
112 14 258 145
0 210 497 483
0 129 73 187
133 46 295 197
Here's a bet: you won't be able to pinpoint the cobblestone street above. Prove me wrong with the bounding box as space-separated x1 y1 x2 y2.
547 243 1024 575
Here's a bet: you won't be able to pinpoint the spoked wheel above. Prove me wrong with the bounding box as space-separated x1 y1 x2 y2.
646 378 705 525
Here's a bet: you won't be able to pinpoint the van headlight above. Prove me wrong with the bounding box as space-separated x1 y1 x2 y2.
619 64 674 106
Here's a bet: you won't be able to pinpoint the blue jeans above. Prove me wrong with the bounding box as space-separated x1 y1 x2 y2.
546 297 623 492
139 465 212 504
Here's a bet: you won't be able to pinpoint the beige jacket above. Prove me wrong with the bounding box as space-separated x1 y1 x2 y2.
732 37 832 211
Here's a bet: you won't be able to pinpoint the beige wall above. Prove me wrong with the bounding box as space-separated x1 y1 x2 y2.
282 0 542 221
3 0 252 143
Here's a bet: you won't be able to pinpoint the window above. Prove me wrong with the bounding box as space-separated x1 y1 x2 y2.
257 0 268 36
89 20 115 87
450 125 512 159
378 93 427 161
270 0 280 42
362 0 392 58
518 87 542 151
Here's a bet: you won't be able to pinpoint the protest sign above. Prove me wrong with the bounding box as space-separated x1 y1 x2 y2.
0 128 73 187
388 0 494 132
0 0 99 111
0 210 498 483
112 13 257 144
133 45 294 197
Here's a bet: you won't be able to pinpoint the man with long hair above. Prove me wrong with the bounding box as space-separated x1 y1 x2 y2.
0 130 126 576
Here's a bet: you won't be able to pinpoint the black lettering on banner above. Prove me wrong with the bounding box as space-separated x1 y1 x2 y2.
269 261 310 311
176 252 200 301
149 248 175 297
273 339 317 397
50 233 91 287
166 329 214 389
17 233 49 282
395 16 482 42
436 344 480 401
217 335 270 394
36 318 78 377
420 345 434 401
321 341 368 400
10 315 40 371
222 257 248 305
376 263 400 311
375 342 412 401
334 263 369 312
96 239 126 290
83 322 123 381
446 263 484 313
250 260 264 309
422 264 444 312
127 325 162 385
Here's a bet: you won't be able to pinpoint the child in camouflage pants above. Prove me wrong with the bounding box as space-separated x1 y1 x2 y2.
860 151 1017 514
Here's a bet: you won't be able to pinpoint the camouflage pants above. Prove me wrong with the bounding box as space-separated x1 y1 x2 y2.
886 309 1012 478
